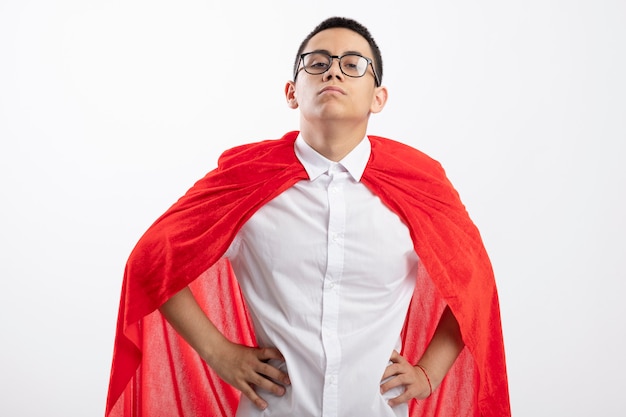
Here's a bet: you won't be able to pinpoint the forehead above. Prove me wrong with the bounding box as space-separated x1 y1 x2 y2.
304 27 373 56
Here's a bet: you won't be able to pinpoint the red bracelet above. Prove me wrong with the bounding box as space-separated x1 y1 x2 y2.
416 364 433 397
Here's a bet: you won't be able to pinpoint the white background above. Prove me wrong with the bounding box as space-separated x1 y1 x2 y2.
1 1 625 416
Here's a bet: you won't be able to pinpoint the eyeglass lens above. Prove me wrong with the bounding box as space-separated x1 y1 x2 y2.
302 53 369 78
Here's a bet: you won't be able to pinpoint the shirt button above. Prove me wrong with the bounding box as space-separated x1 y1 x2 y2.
328 375 336 385
328 281 335 289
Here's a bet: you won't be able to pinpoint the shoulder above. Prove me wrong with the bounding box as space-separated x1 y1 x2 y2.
367 135 445 177
217 131 299 170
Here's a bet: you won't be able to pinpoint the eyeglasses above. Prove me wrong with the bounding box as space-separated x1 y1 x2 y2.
295 51 381 87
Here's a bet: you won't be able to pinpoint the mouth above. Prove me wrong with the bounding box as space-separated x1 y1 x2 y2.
319 86 346 95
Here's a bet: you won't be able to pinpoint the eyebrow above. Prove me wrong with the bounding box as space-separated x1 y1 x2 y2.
306 49 366 57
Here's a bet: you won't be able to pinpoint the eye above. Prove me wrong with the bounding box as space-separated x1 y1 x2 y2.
341 55 366 74
309 61 330 69
303 52 332 72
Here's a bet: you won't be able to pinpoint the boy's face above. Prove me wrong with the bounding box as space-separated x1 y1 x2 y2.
286 27 387 125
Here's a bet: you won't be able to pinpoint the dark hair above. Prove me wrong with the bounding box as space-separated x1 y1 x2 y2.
293 17 383 85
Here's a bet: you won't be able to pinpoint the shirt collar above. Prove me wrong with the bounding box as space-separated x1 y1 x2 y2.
294 133 371 181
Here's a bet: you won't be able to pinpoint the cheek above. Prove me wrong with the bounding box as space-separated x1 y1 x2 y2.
294 86 316 107
357 92 376 111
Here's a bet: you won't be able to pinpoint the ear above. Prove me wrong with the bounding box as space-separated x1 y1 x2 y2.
369 85 388 114
285 81 298 109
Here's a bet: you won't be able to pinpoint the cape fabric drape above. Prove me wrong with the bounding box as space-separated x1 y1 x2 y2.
105 131 510 417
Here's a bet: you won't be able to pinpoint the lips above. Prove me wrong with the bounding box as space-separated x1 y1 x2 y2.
319 86 346 95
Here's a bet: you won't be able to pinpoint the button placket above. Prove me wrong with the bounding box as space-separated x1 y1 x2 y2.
321 166 346 416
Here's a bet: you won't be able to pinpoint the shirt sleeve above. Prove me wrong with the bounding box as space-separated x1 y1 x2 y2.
223 231 241 259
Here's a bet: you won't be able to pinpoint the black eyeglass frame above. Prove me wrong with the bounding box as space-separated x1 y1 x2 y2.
294 52 381 87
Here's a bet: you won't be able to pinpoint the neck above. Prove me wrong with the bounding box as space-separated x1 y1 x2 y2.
299 119 368 162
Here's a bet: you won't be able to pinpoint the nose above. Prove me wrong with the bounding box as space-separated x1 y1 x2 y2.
323 56 344 82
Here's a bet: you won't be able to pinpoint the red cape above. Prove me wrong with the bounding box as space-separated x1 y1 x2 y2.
106 131 510 417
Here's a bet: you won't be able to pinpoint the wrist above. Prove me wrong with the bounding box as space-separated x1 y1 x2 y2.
415 364 433 397
200 332 231 366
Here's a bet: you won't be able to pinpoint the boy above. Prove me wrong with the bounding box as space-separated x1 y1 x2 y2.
106 16 510 417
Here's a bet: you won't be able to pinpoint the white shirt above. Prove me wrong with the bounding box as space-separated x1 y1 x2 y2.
225 135 419 417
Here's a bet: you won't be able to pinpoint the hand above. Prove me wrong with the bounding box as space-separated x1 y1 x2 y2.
380 350 431 407
206 340 290 410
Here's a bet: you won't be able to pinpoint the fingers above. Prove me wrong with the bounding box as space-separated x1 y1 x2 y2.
207 343 290 411
381 350 431 407
380 365 409 394
236 347 290 409
257 346 284 361
382 366 418 407
387 389 415 407
239 382 270 410
381 349 407 380
389 349 402 362
255 347 291 385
